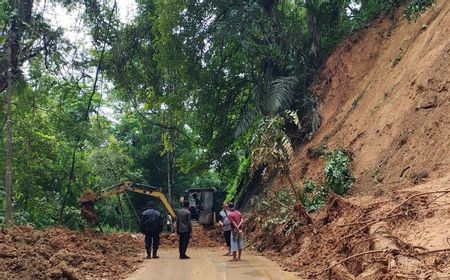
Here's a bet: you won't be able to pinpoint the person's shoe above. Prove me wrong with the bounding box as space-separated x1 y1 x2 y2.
152 255 159 259
146 255 152 259
180 255 190 259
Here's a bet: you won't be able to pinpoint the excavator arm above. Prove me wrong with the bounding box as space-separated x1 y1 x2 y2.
80 181 177 223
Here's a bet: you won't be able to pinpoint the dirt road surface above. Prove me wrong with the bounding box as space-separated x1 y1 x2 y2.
126 248 298 280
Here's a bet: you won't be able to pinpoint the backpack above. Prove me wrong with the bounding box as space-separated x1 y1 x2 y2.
141 210 160 234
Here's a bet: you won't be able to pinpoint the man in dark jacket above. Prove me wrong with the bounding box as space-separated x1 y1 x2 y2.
176 200 192 259
140 201 163 259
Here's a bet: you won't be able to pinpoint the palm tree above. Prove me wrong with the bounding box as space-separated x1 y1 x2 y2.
250 115 313 224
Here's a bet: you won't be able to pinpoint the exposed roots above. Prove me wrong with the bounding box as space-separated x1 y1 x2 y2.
245 189 450 279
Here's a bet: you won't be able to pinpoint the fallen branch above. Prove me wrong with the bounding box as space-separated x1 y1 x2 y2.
386 190 450 217
418 248 450 255
425 190 450 207
338 211 413 228
337 189 450 242
338 220 378 242
317 250 387 275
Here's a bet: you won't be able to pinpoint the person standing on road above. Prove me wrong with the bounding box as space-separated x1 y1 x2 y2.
219 202 231 256
177 200 192 259
140 201 163 259
227 202 244 261
166 215 173 233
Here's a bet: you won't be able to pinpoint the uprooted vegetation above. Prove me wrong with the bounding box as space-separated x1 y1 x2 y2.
245 180 450 279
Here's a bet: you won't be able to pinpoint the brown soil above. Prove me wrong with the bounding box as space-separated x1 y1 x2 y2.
0 225 223 280
159 225 224 249
247 1 450 279
79 191 100 203
0 226 143 280
246 176 450 279
283 0 450 194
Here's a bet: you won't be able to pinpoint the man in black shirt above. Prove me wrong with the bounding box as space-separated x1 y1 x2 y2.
140 201 163 259
176 200 192 259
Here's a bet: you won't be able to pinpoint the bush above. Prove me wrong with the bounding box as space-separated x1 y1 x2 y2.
254 188 297 232
324 150 354 195
404 0 435 20
300 180 328 213
303 180 316 193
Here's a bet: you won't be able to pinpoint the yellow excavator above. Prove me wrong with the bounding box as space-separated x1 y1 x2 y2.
79 181 217 228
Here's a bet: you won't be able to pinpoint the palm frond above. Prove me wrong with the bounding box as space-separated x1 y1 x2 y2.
236 76 300 137
235 108 258 137
266 76 298 113
285 110 301 129
281 134 293 159
256 76 298 115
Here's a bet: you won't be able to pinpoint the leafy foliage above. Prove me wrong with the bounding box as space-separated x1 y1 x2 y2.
226 154 251 202
255 188 297 233
299 180 328 213
324 150 354 195
250 115 294 182
404 0 435 20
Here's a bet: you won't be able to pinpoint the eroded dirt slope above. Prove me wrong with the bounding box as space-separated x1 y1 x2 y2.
286 0 450 194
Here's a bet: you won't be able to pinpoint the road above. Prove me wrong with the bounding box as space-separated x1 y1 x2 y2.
126 248 298 280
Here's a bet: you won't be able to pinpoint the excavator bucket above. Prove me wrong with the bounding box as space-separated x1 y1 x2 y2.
79 190 101 224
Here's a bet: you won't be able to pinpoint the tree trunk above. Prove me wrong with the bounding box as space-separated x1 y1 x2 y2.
117 194 125 230
57 1 116 222
287 173 314 225
167 144 174 203
305 0 320 59
59 142 78 223
5 45 14 226
3 0 33 226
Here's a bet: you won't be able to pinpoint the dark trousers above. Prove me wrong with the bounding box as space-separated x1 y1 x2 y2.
179 232 190 257
224 230 231 248
145 232 160 257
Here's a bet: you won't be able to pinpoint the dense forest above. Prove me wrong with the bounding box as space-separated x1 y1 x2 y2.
0 0 435 231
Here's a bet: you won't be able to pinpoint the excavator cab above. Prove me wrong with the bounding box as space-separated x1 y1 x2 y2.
184 188 216 226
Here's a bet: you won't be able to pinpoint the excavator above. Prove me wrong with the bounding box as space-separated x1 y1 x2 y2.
79 181 218 229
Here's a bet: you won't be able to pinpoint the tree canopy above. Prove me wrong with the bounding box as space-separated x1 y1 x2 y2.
0 0 433 230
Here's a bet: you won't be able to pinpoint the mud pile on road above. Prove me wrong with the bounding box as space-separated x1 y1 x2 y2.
159 225 224 249
0 224 225 280
0 226 143 280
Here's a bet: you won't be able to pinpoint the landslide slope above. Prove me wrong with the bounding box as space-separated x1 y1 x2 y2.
289 0 450 193
247 1 450 279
